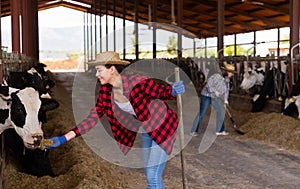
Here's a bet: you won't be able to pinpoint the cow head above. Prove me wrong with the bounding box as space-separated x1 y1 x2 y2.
240 67 265 91
283 95 300 119
0 85 43 149
240 70 257 91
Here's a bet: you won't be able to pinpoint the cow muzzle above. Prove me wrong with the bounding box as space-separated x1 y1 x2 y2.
24 133 43 149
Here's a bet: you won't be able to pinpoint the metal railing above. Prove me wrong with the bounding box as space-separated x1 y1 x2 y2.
1 50 37 83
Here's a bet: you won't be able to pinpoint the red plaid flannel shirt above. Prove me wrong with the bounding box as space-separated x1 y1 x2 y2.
71 74 179 155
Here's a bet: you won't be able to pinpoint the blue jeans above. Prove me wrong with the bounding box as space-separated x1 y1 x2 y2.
191 95 225 133
142 132 169 189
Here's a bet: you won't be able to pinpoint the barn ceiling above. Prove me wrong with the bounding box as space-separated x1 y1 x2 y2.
0 0 290 39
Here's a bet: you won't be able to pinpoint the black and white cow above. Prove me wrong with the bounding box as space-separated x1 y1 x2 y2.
2 64 58 177
240 67 265 92
240 64 288 113
240 67 275 112
9 63 55 99
0 85 44 149
8 63 59 123
250 68 276 112
4 128 54 177
0 84 54 176
282 79 300 119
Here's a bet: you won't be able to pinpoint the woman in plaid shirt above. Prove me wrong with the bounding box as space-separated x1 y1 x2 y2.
47 51 185 189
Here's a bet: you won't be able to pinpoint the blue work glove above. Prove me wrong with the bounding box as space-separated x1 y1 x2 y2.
46 136 67 149
172 81 185 96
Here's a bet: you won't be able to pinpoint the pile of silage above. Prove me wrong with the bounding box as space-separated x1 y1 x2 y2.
238 112 300 153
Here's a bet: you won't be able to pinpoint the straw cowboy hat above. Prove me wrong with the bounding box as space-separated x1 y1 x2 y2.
88 51 130 66
220 63 236 73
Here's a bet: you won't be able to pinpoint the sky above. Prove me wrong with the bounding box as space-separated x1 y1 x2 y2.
39 6 84 28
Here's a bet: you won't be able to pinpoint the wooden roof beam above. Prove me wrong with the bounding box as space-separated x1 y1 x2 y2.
257 1 289 15
185 8 264 31
200 1 287 27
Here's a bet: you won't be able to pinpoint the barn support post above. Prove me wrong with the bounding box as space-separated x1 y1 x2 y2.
105 0 108 51
21 0 39 60
0 61 2 83
234 34 237 56
83 13 87 68
21 1 30 56
90 12 93 60
217 0 224 61
11 0 20 54
122 0 126 59
94 0 97 58
32 0 39 61
134 0 139 60
86 13 89 62
152 0 157 59
99 0 102 53
113 0 116 52
289 0 300 93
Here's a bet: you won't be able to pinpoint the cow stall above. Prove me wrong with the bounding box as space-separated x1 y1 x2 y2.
0 52 38 188
175 55 294 114
124 55 293 106
1 52 36 81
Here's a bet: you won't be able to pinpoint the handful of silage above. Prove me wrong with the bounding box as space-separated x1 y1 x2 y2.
39 139 54 150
